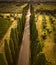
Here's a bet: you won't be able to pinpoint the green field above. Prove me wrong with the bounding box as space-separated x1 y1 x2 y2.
0 4 29 65
0 3 28 40
33 3 56 11
34 3 56 65
0 17 13 40
0 3 27 13
0 3 56 65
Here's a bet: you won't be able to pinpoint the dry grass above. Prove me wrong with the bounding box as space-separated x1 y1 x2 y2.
36 14 56 65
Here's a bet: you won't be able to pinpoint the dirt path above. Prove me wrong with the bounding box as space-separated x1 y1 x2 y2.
17 8 31 65
0 20 17 52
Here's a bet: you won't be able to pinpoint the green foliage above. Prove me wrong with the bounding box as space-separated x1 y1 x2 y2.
9 28 20 65
4 39 13 65
9 38 15 63
17 18 22 45
0 53 8 65
41 32 47 40
49 17 54 24
17 18 20 32
0 15 3 18
41 16 47 40
49 17 56 43
30 8 38 42
31 41 42 65
54 33 56 43
30 5 44 65
0 3 23 13
21 4 28 31
0 18 12 40
42 16 47 30
0 4 29 65
35 52 46 65
14 28 19 46
17 4 29 44
10 28 18 58
30 5 46 65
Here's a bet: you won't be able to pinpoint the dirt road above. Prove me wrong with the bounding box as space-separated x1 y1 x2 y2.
17 8 31 65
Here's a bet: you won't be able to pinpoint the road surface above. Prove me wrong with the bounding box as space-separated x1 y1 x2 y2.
17 7 31 65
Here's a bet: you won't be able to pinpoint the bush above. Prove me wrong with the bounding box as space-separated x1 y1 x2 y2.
0 53 8 65
0 18 12 40
17 18 23 45
54 34 56 43
9 38 15 63
10 28 18 59
30 5 44 65
35 52 46 65
31 41 42 65
17 5 29 44
10 14 14 17
41 32 47 40
0 15 3 18
4 39 13 65
49 17 54 24
42 16 47 30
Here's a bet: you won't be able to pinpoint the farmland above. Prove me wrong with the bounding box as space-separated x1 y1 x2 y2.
0 3 27 42
0 3 29 65
0 2 27 13
0 2 56 65
34 3 56 65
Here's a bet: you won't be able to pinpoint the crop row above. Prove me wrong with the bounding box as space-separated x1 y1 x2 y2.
0 4 29 65
30 5 46 65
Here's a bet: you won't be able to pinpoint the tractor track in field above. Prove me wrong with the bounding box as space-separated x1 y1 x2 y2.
0 20 17 52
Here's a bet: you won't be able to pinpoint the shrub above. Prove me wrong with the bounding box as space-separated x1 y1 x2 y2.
54 34 56 43
0 18 12 40
41 32 47 40
0 53 8 65
10 14 14 17
49 17 54 24
9 38 15 63
17 18 23 44
35 52 46 65
4 39 13 65
14 17 17 20
10 28 18 59
30 5 44 65
46 28 52 34
0 15 3 18
42 16 47 30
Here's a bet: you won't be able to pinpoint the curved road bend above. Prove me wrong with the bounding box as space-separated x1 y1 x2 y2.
17 7 31 65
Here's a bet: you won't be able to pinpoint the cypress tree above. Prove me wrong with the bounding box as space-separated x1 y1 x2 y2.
4 39 13 65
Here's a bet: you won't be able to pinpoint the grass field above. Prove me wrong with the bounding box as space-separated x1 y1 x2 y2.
0 17 13 40
34 3 56 65
0 3 27 40
33 3 56 12
0 3 56 65
0 3 27 13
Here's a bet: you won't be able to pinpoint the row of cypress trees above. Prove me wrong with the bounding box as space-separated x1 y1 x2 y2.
30 5 46 65
0 4 29 65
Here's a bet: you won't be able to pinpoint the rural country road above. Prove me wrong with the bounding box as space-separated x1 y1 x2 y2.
17 7 31 65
